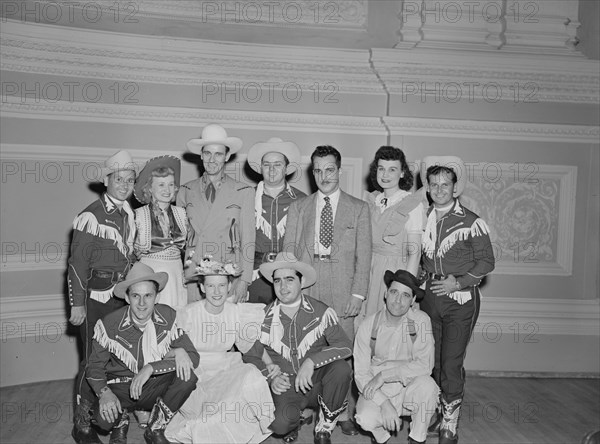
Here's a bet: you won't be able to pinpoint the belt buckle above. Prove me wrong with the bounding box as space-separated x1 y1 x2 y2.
315 254 330 261
94 270 112 279
263 252 278 263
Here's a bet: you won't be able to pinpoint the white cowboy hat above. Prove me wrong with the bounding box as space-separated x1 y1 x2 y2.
247 137 301 174
113 263 168 299
259 252 317 289
134 155 181 204
186 124 243 155
420 155 468 197
100 150 138 180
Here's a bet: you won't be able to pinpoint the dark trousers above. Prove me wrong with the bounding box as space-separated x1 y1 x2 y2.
76 296 126 401
269 360 352 436
248 273 275 304
420 284 480 403
93 372 198 431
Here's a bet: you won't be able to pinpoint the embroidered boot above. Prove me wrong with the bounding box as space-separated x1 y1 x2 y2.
439 398 461 444
71 398 102 444
143 398 175 444
109 410 129 444
314 395 348 444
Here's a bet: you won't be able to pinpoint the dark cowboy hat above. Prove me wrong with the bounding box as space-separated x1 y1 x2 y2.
114 263 168 299
133 155 181 204
383 269 425 302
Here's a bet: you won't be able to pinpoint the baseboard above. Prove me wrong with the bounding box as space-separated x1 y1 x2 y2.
467 370 600 379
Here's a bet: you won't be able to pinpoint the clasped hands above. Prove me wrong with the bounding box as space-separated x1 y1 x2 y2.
270 358 315 395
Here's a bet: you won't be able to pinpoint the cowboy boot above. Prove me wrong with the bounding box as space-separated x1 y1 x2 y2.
143 398 175 444
439 398 461 444
109 410 129 444
71 399 102 444
314 395 348 444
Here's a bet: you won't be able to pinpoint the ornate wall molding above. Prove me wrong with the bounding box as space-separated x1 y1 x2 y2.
87 0 369 30
0 20 382 94
396 0 581 52
0 98 386 133
2 99 597 142
384 116 599 143
460 164 577 276
372 48 600 104
2 293 597 341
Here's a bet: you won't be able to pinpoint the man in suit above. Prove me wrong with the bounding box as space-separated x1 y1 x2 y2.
283 145 372 435
177 123 255 303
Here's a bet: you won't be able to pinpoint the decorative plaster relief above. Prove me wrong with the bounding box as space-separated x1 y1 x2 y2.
460 163 576 275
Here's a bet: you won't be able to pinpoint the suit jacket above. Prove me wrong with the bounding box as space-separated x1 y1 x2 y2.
177 174 255 283
283 191 372 315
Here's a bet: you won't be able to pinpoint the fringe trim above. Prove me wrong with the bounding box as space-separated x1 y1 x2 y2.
436 218 489 258
156 323 182 358
93 321 138 374
296 308 338 360
73 212 128 257
259 330 291 362
424 217 490 259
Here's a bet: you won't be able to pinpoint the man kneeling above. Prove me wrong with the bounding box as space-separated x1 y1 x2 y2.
354 270 438 444
81 263 199 444
243 252 353 444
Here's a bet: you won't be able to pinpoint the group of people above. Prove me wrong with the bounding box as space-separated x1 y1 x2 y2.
68 123 495 444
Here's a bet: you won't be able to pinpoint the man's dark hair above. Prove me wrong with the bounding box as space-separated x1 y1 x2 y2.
272 270 303 281
311 145 341 169
426 165 457 184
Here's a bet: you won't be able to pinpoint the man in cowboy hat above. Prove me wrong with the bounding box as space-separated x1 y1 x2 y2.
247 137 306 304
79 262 199 444
177 123 255 303
283 145 372 435
243 252 353 444
419 156 495 444
354 269 438 444
68 150 139 444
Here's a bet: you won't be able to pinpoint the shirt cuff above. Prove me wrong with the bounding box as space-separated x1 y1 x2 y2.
352 294 365 301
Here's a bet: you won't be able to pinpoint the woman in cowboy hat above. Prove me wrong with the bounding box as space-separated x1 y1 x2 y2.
133 155 188 309
165 256 275 444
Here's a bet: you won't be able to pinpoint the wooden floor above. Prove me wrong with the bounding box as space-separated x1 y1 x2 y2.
1 377 598 444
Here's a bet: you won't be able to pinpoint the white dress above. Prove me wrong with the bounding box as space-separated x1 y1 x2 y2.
165 301 274 444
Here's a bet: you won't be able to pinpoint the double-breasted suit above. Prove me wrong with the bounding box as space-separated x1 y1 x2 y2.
283 191 372 338
177 174 255 299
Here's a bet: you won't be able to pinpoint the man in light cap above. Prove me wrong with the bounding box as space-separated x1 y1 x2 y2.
80 262 199 444
419 156 495 444
177 123 255 303
247 137 306 304
354 269 438 444
68 150 138 443
243 252 353 444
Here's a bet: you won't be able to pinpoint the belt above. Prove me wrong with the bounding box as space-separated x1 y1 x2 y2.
107 375 159 385
313 254 331 261
91 269 125 282
255 251 278 263
427 272 446 280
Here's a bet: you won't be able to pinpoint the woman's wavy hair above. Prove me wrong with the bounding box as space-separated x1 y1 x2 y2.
369 146 413 192
140 167 177 204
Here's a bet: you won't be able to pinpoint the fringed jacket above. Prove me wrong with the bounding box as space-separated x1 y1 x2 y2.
243 294 352 377
86 304 199 397
67 194 136 306
421 199 495 290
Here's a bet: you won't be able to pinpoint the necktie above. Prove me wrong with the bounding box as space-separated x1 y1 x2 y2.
205 182 216 203
156 207 170 238
320 196 333 249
